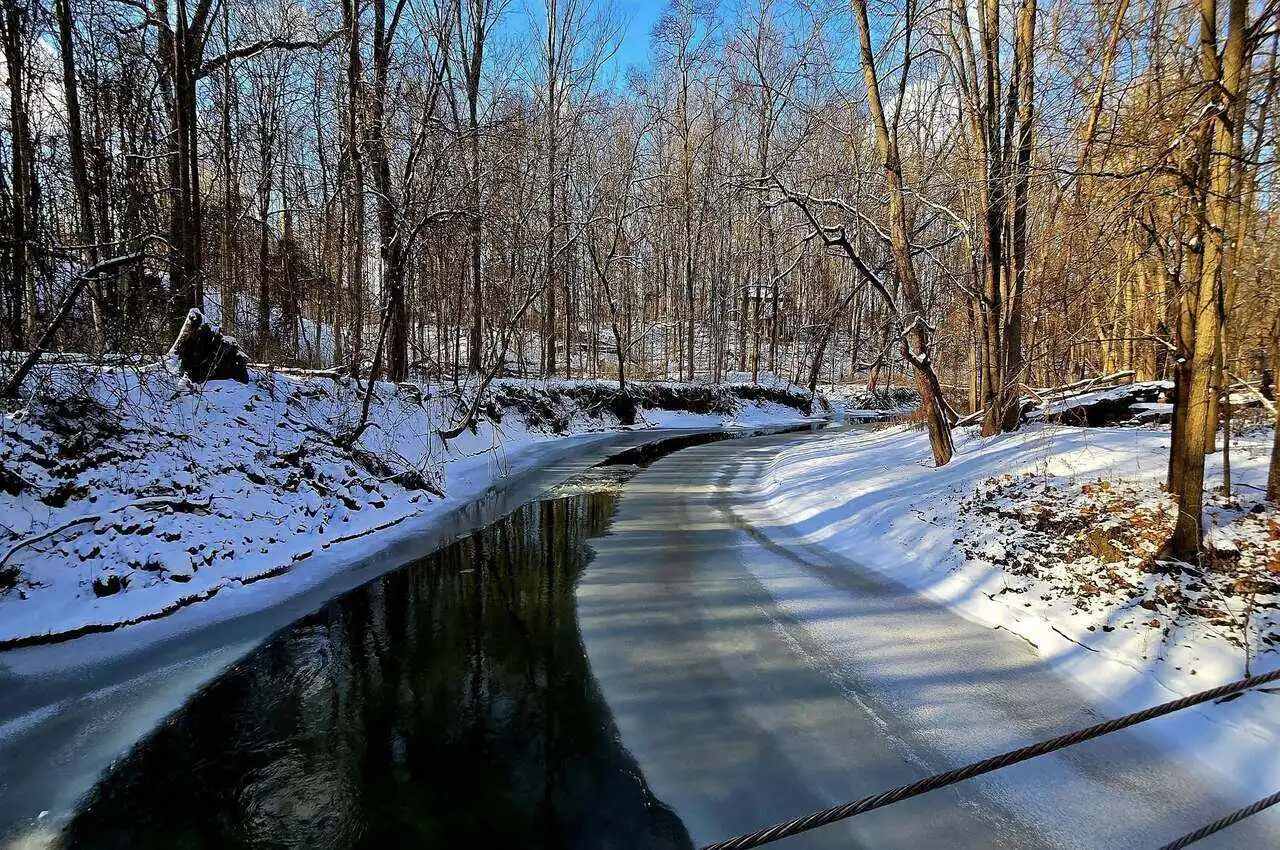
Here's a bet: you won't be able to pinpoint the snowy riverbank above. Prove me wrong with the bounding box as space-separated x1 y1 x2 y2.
0 365 820 648
738 422 1279 801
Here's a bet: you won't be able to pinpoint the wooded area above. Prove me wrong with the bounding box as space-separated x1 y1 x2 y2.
2 0 1279 556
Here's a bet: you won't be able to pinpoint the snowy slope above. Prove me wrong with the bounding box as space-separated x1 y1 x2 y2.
736 423 1279 800
0 366 819 647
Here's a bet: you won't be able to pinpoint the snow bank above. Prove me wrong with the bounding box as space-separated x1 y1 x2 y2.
0 366 818 647
739 422 1279 800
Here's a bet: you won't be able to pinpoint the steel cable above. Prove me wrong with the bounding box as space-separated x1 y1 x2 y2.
701 667 1280 850
1154 789 1280 849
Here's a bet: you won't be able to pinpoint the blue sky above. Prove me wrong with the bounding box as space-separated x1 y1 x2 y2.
501 1 724 83
500 1 668 79
610 2 667 74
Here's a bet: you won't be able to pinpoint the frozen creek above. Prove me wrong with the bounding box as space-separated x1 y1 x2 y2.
2 426 1274 848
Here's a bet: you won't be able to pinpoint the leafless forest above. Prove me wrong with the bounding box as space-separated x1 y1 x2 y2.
2 0 1279 554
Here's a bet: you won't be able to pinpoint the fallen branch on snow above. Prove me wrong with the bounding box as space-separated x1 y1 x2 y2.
0 495 213 573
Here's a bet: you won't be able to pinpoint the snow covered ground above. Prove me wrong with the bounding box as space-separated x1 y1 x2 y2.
736 422 1279 802
0 365 818 648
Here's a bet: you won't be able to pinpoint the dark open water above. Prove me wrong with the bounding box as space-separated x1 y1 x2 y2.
60 485 692 849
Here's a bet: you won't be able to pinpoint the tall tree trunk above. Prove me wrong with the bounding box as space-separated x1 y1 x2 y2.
367 0 408 382
160 0 205 319
55 0 97 279
976 0 1005 437
1269 320 1280 502
852 0 954 466
684 218 695 381
1170 0 1246 556
543 0 559 377
544 174 557 376
219 0 237 337
562 178 572 378
461 0 488 375
343 0 366 366
1000 0 1036 433
1168 259 1197 496
256 146 273 358
738 266 748 371
2 2 34 347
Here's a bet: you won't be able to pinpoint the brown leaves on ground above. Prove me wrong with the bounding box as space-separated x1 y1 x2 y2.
956 473 1280 655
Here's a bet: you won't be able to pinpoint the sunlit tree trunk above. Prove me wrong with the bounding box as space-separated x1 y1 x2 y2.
1170 0 1247 557
852 0 953 466
1269 319 1280 501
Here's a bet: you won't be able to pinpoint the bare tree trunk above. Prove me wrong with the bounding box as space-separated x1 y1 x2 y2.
366 0 410 382
2 1 35 348
967 299 980 413
461 0 489 374
1269 320 1280 501
976 0 1005 437
158 0 206 320
852 0 954 465
1171 0 1246 557
563 182 573 378
257 158 273 358
55 0 97 280
1000 0 1036 433
219 0 237 338
343 0 366 366
543 0 559 377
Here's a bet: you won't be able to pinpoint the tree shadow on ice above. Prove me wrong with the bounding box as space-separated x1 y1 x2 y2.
578 436 1274 849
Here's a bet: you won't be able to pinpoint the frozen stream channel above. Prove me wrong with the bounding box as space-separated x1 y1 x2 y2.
578 430 1276 849
1 426 1272 848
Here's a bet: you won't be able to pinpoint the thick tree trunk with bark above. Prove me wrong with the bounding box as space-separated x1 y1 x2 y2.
1000 0 1036 433
1170 0 1247 557
55 0 97 279
366 0 409 382
160 5 205 319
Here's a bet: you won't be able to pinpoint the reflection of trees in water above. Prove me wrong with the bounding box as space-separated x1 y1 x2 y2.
62 494 691 850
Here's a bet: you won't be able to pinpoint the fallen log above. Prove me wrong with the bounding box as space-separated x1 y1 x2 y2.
958 371 1154 429
248 363 350 380
1027 379 1173 426
1031 370 1135 397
